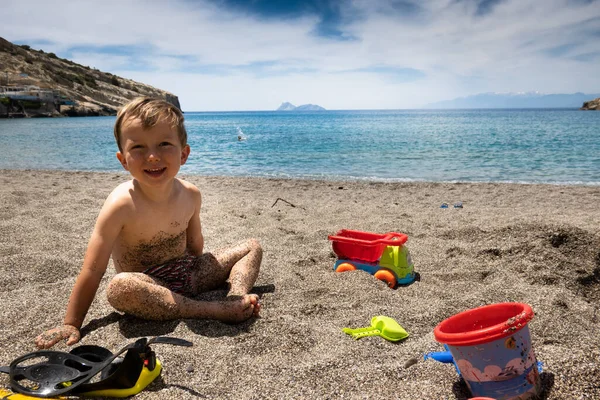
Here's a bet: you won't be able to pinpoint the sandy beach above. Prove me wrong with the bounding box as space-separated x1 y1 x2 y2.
0 169 599 399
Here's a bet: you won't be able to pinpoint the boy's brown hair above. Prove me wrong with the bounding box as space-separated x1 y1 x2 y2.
114 97 187 152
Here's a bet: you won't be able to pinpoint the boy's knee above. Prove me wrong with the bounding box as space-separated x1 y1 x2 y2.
106 273 130 309
247 238 262 254
247 238 261 249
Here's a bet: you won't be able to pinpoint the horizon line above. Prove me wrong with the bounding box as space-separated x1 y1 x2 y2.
182 107 585 113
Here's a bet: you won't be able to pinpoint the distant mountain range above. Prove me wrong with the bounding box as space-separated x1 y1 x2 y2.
424 92 600 109
276 102 326 111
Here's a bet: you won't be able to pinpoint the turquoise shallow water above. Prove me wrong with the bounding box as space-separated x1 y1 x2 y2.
1 109 599 185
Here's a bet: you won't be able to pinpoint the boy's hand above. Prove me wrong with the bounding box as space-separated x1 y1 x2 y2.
35 325 80 349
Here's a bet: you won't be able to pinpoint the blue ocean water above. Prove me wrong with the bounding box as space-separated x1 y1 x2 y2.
1 109 599 185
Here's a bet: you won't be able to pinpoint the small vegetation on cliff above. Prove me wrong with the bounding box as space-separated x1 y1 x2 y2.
0 36 180 116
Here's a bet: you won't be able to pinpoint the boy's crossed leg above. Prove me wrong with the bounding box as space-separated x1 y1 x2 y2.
106 239 262 323
194 238 262 296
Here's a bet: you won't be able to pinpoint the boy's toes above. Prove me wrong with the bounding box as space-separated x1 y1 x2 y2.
239 295 260 319
246 294 261 316
252 299 261 316
223 294 260 322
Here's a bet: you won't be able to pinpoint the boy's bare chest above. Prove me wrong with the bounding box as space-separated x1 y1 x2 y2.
115 204 194 270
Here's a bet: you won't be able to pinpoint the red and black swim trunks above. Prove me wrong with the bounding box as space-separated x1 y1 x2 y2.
142 255 196 296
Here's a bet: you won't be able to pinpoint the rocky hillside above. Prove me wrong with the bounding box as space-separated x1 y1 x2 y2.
581 98 600 110
0 37 180 117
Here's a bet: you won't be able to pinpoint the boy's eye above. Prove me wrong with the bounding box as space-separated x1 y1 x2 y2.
131 145 143 149
160 142 173 146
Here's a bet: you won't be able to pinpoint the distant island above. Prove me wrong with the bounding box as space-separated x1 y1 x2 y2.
0 37 180 118
276 102 326 111
424 92 600 109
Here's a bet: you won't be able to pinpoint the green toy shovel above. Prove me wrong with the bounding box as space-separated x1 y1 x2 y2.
343 316 409 342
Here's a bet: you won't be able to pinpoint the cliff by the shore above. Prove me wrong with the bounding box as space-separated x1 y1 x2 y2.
0 37 180 117
581 97 600 110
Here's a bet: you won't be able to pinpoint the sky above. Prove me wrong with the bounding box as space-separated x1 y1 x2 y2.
3 0 600 111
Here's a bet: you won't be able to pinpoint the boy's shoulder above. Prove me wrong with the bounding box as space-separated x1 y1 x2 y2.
110 180 136 198
176 178 201 197
104 180 137 209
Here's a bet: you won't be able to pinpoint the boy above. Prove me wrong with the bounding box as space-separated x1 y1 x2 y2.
35 97 262 349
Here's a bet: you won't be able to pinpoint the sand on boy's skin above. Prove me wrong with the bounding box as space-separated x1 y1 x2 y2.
0 169 599 399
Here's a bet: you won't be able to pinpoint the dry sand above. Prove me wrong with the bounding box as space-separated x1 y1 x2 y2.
0 169 599 399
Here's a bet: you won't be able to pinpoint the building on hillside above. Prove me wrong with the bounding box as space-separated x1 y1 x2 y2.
0 85 55 101
0 85 76 117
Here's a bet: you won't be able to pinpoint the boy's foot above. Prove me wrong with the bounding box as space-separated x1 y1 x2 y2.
216 294 260 323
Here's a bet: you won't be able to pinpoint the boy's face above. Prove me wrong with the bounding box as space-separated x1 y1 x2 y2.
116 118 190 187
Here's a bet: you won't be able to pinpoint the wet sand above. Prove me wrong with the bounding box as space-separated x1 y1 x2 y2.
0 169 599 399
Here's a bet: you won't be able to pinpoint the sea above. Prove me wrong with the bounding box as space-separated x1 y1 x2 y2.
1 109 599 185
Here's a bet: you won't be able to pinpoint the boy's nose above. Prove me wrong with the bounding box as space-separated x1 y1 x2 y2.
147 149 160 161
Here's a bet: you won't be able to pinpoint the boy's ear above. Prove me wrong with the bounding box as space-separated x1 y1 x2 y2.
116 152 129 171
180 145 191 165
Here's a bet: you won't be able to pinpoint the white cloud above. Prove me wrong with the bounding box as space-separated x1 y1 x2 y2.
3 0 600 110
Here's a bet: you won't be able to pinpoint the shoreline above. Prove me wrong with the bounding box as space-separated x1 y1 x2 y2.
1 169 599 399
2 168 600 188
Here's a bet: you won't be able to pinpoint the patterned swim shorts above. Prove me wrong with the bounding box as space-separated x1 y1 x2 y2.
142 255 196 296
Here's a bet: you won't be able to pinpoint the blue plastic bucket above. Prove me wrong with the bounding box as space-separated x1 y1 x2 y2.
434 303 541 399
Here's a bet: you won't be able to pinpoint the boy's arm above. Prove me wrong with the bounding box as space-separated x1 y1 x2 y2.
186 187 204 256
35 193 127 349
63 215 121 328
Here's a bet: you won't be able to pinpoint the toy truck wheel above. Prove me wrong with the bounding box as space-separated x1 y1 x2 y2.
374 269 396 288
335 262 356 272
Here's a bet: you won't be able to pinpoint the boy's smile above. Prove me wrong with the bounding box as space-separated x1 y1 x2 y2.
116 118 190 188
145 167 167 178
